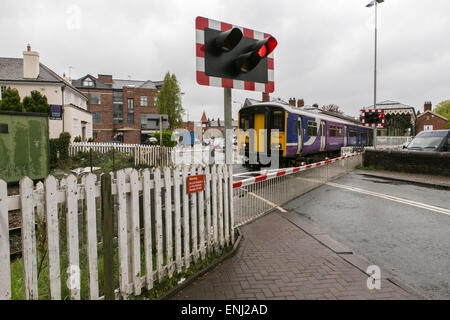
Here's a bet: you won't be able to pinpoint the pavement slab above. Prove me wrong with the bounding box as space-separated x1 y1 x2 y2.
171 212 420 300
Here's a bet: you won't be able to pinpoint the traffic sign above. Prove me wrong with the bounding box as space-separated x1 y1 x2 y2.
187 174 205 194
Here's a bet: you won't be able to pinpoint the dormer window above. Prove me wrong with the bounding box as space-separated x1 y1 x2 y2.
83 78 94 87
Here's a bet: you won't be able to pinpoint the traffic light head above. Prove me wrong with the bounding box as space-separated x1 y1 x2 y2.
363 110 385 127
196 17 277 92
214 28 243 52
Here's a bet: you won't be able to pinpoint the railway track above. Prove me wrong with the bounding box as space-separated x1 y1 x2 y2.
9 227 22 256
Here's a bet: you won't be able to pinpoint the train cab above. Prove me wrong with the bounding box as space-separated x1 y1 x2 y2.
238 104 286 157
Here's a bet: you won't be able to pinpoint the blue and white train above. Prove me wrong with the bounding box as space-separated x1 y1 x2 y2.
238 102 374 166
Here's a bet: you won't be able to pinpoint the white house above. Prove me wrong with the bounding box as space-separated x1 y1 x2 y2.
0 45 92 141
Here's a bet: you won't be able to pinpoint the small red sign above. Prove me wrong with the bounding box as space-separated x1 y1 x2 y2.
187 175 205 194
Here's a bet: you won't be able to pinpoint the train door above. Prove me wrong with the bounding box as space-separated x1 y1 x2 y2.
254 113 266 153
297 117 303 154
343 126 347 147
320 121 326 152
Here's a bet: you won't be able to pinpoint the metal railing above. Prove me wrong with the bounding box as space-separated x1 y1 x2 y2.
232 153 363 227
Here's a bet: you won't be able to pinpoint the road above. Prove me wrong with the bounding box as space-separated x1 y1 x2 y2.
284 171 450 300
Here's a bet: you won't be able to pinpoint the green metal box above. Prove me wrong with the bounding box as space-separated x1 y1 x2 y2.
0 111 49 183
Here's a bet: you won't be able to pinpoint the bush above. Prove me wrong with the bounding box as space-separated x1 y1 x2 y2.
49 132 71 168
0 87 23 112
22 90 51 115
151 130 177 147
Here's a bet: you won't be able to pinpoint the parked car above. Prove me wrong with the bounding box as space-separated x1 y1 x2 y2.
404 130 450 152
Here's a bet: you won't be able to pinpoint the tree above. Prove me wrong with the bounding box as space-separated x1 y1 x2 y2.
0 87 23 112
434 100 450 129
22 90 51 115
156 72 184 129
321 104 344 115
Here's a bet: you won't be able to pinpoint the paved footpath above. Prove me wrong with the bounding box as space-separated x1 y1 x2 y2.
172 212 420 300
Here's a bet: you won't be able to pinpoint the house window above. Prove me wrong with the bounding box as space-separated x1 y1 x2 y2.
154 96 158 106
113 105 123 124
90 93 101 105
113 91 123 124
307 121 318 136
140 96 148 107
127 98 134 124
424 125 433 132
92 112 102 124
83 78 94 87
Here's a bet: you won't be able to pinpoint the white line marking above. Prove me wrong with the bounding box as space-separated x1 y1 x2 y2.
326 182 450 216
242 188 287 213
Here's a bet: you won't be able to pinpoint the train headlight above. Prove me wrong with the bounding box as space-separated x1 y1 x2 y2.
271 143 282 150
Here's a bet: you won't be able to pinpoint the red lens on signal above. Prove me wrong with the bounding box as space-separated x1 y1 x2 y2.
266 37 278 54
258 45 267 57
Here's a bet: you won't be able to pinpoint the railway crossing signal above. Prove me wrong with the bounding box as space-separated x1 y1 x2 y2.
362 109 385 127
195 16 278 165
196 16 277 93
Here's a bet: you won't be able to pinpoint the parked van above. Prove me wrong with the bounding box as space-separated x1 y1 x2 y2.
405 130 450 152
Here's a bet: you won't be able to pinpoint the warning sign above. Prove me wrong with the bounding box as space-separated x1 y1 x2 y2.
187 175 205 194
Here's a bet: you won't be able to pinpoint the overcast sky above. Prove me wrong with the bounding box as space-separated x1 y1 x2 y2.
1 0 449 121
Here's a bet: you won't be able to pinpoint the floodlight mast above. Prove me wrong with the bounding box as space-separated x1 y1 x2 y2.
366 0 384 148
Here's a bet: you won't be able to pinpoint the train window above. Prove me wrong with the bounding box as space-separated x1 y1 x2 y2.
292 118 297 135
307 121 317 136
271 111 285 131
330 125 337 137
240 116 250 130
338 127 343 137
349 129 358 138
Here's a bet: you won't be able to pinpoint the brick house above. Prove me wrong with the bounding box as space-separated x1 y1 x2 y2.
416 101 448 133
73 74 168 144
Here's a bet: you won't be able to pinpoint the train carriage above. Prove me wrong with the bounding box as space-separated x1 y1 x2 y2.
238 102 373 167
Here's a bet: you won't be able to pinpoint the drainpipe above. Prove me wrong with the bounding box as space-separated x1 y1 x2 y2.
61 83 66 133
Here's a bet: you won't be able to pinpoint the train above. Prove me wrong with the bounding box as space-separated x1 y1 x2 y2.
238 102 374 167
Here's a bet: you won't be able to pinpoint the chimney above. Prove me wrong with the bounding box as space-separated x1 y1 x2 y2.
289 98 296 106
23 44 39 79
98 74 113 84
62 73 72 84
262 92 270 102
297 99 304 108
424 101 432 112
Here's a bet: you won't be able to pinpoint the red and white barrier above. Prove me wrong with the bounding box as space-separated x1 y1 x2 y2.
232 152 363 189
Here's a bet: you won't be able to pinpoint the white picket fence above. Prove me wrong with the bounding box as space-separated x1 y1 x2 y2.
69 142 139 156
0 164 234 300
69 142 175 168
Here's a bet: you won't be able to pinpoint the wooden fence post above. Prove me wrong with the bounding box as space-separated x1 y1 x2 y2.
0 179 11 300
20 177 38 300
101 173 114 300
44 176 61 300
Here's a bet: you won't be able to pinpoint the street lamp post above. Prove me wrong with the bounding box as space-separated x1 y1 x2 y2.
366 0 383 148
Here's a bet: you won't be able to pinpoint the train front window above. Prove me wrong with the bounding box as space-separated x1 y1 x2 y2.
240 115 250 130
271 111 285 131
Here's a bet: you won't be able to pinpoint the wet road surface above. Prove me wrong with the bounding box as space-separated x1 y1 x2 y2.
284 171 450 299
